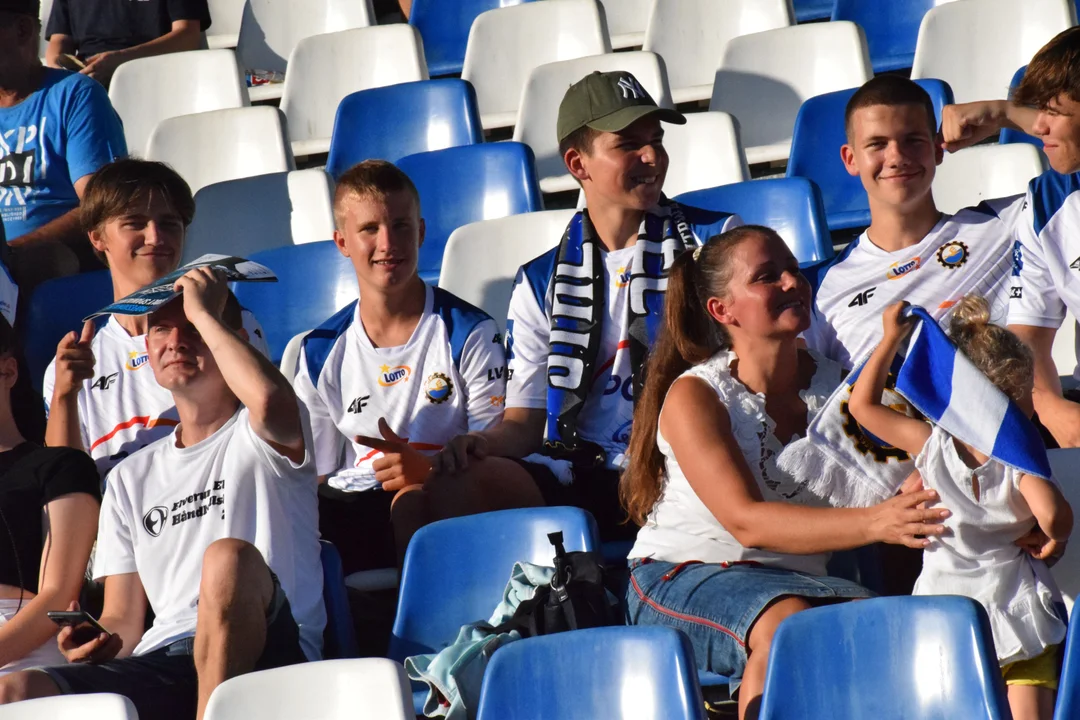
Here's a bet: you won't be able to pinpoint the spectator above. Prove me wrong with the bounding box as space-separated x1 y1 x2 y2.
44 0 209 88
0 316 100 674
620 226 947 720
433 71 740 542
0 0 127 287
0 269 324 720
804 76 1020 369
293 160 541 572
943 27 1080 448
42 159 269 477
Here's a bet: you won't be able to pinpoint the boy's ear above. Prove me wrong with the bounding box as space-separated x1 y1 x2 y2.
88 229 107 254
332 229 349 257
417 217 425 249
565 147 590 183
840 144 859 178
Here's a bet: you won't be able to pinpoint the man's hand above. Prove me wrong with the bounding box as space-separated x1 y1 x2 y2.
79 51 123 86
1016 526 1067 566
174 267 229 327
56 602 123 664
940 101 1011 152
53 320 96 398
431 433 489 475
357 418 433 492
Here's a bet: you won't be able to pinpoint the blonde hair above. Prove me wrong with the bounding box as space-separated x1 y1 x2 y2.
949 295 1034 402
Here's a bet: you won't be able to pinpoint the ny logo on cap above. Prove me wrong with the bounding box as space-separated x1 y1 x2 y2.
617 76 645 100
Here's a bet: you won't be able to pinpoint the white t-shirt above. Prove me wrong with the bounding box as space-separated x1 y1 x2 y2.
42 311 269 477
293 285 506 492
804 199 1022 368
94 405 325 660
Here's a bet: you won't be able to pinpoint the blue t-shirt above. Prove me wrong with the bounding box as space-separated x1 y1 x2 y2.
0 69 127 242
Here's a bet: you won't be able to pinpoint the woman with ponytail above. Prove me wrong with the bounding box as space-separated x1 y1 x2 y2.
621 226 949 720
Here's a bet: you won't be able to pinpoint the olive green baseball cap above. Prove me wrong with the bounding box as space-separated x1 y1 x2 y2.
557 70 685 143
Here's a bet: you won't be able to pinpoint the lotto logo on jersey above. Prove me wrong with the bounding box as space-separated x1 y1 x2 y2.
425 372 454 404
126 351 149 371
378 364 411 387
886 256 920 280
615 266 631 289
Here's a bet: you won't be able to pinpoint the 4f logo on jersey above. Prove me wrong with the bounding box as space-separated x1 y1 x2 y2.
425 372 454 404
1070 256 1080 271
936 241 969 269
378 364 411 387
347 395 370 414
126 351 149 371
848 287 876 307
91 372 118 391
886 256 920 280
492 333 502 345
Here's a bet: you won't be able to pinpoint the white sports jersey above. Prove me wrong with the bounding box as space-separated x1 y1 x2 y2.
42 311 270 476
506 206 740 466
94 406 325 660
293 285 506 492
804 198 1022 368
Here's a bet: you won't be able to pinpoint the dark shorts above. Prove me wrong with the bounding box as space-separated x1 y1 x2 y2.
39 572 307 720
317 483 396 575
514 460 637 542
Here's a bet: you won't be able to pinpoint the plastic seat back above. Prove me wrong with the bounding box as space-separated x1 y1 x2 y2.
832 0 935 73
1047 449 1080 627
932 143 1045 215
396 143 543 284
236 0 374 76
206 0 246 48
786 79 953 231
320 541 359 660
1055 583 1080 720
598 0 654 49
675 177 833 265
477 627 707 720
759 596 1010 720
409 0 538 77
793 0 832 22
0 693 139 719
1001 66 1045 149
389 507 600 661
660 111 750 197
326 80 483 177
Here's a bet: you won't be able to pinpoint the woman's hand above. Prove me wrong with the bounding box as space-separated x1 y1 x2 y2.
866 489 949 548
881 301 913 346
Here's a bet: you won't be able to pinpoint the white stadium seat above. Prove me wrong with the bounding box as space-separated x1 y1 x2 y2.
931 144 1046 215
514 51 673 194
462 0 611 130
204 659 413 720
439 210 576 331
654 110 750 197
206 0 246 49
281 26 428 157
183 169 335 263
145 106 294 194
109 50 249 158
1052 313 1079 385
911 0 1075 104
710 21 873 165
1048 447 1080 613
0 693 138 720
38 0 53 58
643 0 793 104
598 0 655 49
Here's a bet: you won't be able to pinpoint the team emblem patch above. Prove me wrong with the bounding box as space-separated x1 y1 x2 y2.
126 351 149 371
886 256 921 280
936 241 969 269
425 372 453 403
378 365 411 387
143 506 168 537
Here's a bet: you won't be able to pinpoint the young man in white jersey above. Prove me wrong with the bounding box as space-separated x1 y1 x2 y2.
941 27 1080 448
43 159 269 476
804 76 1021 369
433 71 741 541
0 268 323 720
293 160 541 572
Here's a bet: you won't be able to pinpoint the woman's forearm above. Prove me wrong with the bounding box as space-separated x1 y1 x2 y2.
732 502 874 554
0 588 75 667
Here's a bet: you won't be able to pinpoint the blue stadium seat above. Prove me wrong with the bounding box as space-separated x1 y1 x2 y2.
675 178 834 266
409 0 539 77
476 626 707 720
24 270 113 394
1053 600 1078 720
232 241 354 366
1001 66 1044 149
397 142 543 285
758 596 1010 720
793 0 833 22
832 0 935 73
325 80 484 179
786 79 954 232
319 540 359 660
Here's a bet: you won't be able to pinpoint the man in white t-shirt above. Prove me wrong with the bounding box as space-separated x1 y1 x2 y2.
804 76 1020 369
43 158 268 477
0 268 323 720
433 71 740 541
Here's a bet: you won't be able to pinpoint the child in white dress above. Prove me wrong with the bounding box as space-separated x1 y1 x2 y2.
849 296 1073 720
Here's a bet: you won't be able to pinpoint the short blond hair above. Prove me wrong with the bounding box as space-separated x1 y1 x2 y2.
332 160 420 229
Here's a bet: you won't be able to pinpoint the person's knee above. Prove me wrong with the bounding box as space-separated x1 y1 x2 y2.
747 596 812 653
199 539 272 610
0 671 58 704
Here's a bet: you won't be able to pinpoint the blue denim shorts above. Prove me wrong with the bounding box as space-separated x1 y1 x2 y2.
625 559 873 692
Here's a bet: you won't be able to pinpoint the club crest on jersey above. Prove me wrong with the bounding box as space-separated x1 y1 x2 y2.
424 372 453 404
886 256 920 280
378 365 411 387
936 241 968 270
126 351 149 371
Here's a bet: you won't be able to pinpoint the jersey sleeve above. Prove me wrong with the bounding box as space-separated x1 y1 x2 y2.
292 346 345 477
457 318 507 431
167 0 212 27
92 469 137 581
240 309 271 359
801 308 841 361
40 447 102 505
45 0 71 39
1007 192 1066 329
62 78 128 184
504 271 549 411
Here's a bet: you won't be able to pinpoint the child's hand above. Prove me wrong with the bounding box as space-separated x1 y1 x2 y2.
1016 526 1067 566
881 302 913 345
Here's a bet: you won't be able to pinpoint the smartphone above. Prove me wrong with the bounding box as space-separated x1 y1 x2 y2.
46 611 111 636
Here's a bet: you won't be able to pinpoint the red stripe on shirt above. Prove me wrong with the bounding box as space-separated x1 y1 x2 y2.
89 416 180 452
591 339 631 388
354 442 444 466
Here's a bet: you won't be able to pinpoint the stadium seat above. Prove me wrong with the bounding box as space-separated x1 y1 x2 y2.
476 627 707 720
0 693 138 719
109 49 249 157
1001 66 1044 149
786 79 954 232
24 270 112 395
710 21 873 165
233 241 355 365
654 111 750 197
279 330 310 377
145 106 295 195
642 0 792 104
396 143 544 284
832 0 934 73
438 209 575 331
184 169 335 264
675 178 834 265
1052 314 1079 384
236 0 375 102
461 0 610 130
409 0 538 77
597 0 654 49
38 0 52 58
280 25 429 157
206 0 245 48
203 658 413 720
792 0 833 22
513 51 674 194
320 541 359 660
1056 586 1080 720
1048 448 1080 614
758 596 1011 720
911 0 1074 105
325 80 483 178
932 143 1045 215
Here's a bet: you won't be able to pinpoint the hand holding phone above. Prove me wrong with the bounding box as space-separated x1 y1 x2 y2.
50 602 122 664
